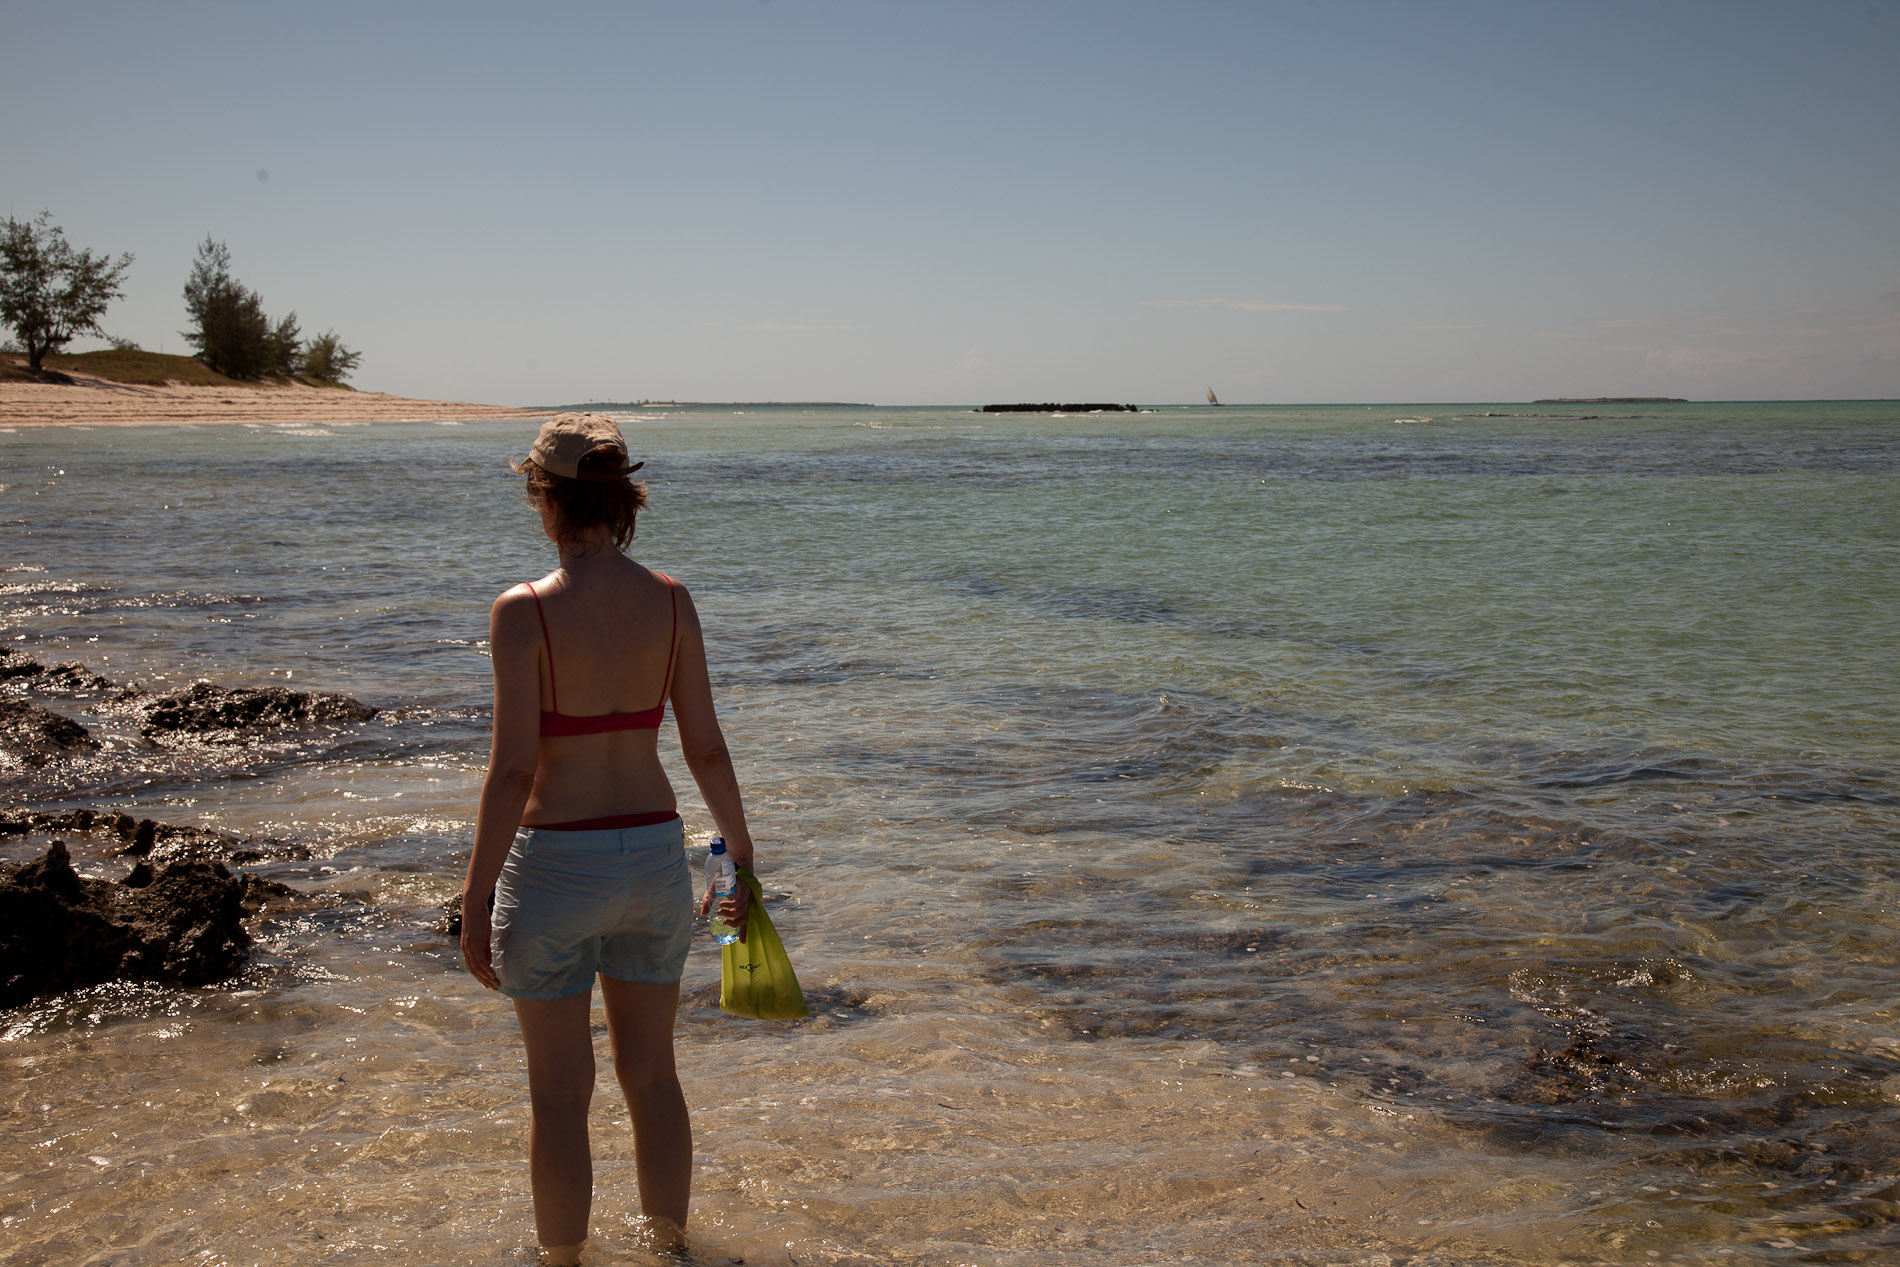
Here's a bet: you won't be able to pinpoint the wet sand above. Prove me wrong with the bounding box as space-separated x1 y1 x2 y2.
0 372 541 427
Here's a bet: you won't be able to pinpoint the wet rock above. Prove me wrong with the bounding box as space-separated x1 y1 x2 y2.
0 806 308 864
437 891 494 937
238 873 297 916
140 681 378 741
120 817 159 856
0 650 116 692
40 662 116 691
438 892 464 937
0 841 257 1008
0 649 45 682
0 698 99 764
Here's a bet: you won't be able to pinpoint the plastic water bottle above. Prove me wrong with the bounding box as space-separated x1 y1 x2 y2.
707 837 739 945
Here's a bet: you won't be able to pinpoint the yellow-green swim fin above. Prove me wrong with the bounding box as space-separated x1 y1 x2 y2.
719 868 809 1020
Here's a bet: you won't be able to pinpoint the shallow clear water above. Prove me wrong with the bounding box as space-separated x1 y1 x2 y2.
2 402 1898 1264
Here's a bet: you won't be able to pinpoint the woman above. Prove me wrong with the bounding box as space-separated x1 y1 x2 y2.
461 413 754 1263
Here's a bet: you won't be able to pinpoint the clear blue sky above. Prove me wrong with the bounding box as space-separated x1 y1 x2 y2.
5 0 1896 404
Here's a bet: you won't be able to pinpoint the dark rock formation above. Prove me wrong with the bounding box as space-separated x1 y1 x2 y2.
0 649 43 682
439 892 464 936
437 890 494 938
238 872 298 916
0 649 116 691
0 841 255 1008
0 699 99 764
0 807 308 864
141 682 377 741
980 402 1139 413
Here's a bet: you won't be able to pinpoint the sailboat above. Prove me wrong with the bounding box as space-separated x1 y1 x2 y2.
1206 387 1222 406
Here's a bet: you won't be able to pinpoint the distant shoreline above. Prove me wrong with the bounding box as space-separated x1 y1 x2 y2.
542 400 876 411
1531 397 1688 404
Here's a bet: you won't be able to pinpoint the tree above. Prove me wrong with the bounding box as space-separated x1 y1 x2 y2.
266 311 302 378
182 237 362 383
181 237 272 379
302 330 362 385
0 212 134 372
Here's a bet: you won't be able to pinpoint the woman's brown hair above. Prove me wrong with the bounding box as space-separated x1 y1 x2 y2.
514 444 647 550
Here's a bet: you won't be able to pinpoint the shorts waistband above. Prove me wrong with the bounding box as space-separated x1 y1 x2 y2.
525 810 681 832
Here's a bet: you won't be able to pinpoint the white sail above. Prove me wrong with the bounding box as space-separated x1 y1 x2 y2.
1206 387 1221 406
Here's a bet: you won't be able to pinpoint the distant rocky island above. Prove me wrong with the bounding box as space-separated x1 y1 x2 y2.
980 403 1139 413
1531 397 1687 404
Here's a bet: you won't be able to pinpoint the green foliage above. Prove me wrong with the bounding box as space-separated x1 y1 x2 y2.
107 335 141 352
182 239 360 384
0 212 134 373
266 311 302 378
301 330 362 385
181 238 273 379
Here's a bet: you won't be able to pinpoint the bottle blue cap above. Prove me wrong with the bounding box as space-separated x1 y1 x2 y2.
709 837 727 854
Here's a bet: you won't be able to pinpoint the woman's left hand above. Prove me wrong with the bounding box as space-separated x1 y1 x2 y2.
701 874 753 943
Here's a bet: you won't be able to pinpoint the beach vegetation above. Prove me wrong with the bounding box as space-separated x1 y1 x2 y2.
181 237 273 379
301 330 362 384
181 238 361 385
0 212 135 374
266 311 302 378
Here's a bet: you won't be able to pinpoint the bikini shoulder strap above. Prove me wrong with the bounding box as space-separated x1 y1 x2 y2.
524 580 558 712
653 572 679 706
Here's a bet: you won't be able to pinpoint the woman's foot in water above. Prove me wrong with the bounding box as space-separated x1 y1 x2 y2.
638 1214 688 1255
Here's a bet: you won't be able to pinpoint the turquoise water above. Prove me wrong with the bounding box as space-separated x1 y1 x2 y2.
2 402 1898 1264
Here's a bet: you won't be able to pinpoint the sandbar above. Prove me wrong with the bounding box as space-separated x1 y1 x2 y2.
0 371 541 427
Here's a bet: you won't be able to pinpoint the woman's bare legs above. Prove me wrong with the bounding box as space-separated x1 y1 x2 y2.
598 976 692 1240
514 991 597 1263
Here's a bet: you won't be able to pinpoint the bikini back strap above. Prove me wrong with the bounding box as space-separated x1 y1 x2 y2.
524 580 559 713
655 572 680 709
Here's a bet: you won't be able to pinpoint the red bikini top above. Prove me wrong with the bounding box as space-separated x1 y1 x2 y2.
526 573 678 736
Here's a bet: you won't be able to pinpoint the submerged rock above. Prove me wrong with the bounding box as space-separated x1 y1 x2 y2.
0 840 256 1008
0 806 308 864
0 699 99 764
0 649 44 682
140 682 377 741
436 891 496 938
0 649 116 692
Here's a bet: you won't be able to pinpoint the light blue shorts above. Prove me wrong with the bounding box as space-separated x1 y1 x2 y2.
490 819 695 1000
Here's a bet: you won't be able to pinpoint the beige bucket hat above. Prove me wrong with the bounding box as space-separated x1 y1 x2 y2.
528 413 643 481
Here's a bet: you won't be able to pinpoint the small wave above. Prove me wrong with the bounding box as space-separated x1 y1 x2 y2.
0 579 97 597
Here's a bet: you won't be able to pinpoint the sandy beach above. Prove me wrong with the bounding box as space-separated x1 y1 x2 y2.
0 371 542 427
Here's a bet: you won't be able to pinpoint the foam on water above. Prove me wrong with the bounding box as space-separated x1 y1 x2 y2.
3 403 1898 1263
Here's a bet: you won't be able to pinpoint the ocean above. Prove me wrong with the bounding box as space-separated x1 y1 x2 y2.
2 401 1897 1265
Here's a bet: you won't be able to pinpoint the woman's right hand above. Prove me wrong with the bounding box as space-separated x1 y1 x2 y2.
461 894 499 990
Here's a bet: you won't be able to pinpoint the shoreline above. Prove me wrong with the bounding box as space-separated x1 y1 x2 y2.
0 371 542 427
